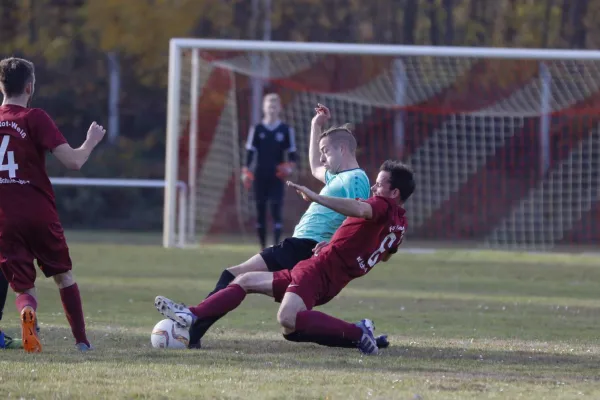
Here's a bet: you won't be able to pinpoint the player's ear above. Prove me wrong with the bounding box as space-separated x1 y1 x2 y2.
25 81 33 96
392 188 401 200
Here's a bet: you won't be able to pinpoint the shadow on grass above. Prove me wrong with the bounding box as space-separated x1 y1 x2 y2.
15 327 600 382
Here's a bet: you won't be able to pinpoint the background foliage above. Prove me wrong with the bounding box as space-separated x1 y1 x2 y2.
0 0 592 230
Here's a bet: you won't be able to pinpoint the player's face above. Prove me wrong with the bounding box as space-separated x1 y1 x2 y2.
263 98 281 119
371 171 399 199
319 137 343 173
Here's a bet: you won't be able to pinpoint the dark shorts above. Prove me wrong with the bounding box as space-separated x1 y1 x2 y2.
272 257 345 310
260 237 318 272
254 175 284 204
0 220 72 292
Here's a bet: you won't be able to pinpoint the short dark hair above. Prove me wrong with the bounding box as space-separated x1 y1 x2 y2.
319 123 357 154
0 57 35 98
380 160 415 202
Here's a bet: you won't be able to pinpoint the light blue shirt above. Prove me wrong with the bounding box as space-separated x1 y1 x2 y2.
293 168 370 243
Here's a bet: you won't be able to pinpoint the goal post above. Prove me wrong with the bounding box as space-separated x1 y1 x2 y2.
165 38 600 250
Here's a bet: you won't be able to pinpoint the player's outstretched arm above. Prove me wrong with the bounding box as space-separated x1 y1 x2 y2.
287 181 373 219
52 122 106 170
309 104 330 183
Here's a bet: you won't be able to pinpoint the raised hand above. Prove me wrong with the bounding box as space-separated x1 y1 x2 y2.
311 103 331 128
286 180 319 203
87 122 106 145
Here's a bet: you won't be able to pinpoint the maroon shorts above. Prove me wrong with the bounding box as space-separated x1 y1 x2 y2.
272 256 345 310
0 220 72 292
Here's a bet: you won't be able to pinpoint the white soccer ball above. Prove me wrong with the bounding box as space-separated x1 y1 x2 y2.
150 319 190 349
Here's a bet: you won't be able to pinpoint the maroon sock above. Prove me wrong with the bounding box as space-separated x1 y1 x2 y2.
59 284 89 345
294 310 363 345
15 293 37 313
189 284 246 319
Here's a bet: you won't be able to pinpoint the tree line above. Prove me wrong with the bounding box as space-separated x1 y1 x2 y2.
0 0 593 230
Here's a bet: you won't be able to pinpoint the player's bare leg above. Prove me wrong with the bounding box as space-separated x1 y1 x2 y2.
277 292 307 335
53 271 92 351
15 288 41 353
278 292 379 355
205 254 269 299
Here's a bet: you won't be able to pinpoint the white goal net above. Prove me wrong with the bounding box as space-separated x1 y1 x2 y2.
165 39 600 251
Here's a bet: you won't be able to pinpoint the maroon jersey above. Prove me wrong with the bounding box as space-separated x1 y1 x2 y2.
0 105 67 224
320 196 407 284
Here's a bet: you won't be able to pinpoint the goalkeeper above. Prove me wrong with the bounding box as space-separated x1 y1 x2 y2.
242 93 297 249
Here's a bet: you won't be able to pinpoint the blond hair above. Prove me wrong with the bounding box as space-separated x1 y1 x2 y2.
319 123 357 154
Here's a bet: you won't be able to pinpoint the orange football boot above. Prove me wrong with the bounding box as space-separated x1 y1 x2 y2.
21 306 42 353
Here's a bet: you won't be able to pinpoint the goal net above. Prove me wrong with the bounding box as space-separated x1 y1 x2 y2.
165 40 600 251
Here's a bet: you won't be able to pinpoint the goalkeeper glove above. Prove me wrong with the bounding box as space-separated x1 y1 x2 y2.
276 162 294 180
241 167 254 189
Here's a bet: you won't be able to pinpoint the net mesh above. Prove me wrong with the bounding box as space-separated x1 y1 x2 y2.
176 49 600 250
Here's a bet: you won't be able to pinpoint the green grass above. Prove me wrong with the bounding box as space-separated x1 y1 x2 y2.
1 241 600 399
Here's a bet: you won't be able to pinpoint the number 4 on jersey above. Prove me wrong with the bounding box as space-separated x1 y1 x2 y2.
0 135 19 178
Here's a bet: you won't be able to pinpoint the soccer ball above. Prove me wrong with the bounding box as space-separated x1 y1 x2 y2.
150 319 190 349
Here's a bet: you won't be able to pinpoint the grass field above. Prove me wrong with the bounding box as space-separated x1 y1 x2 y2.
1 238 600 399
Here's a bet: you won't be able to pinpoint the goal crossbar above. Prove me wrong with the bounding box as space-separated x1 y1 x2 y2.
170 38 600 60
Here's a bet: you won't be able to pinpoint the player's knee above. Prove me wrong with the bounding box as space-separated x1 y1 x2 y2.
232 272 272 296
231 273 251 290
53 271 75 289
227 255 268 277
277 307 297 331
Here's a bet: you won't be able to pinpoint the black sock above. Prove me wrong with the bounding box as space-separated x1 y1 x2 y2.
273 226 282 245
188 315 224 347
0 272 8 323
271 200 282 245
257 226 266 249
283 331 357 348
205 270 235 299
256 199 267 249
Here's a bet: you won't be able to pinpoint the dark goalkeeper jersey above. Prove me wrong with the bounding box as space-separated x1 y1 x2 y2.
245 121 297 177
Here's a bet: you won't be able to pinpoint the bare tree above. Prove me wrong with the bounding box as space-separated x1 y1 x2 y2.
569 0 589 48
428 0 440 45
541 0 554 47
468 0 486 45
403 0 419 44
504 0 517 45
442 0 454 45
559 0 570 46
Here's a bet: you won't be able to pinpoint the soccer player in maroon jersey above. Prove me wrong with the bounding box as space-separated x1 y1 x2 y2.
155 160 415 355
0 57 106 352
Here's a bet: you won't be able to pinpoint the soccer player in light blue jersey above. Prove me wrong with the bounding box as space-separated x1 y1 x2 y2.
186 104 377 349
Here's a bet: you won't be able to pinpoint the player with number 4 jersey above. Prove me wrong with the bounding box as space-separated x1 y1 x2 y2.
154 160 414 356
0 57 105 353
